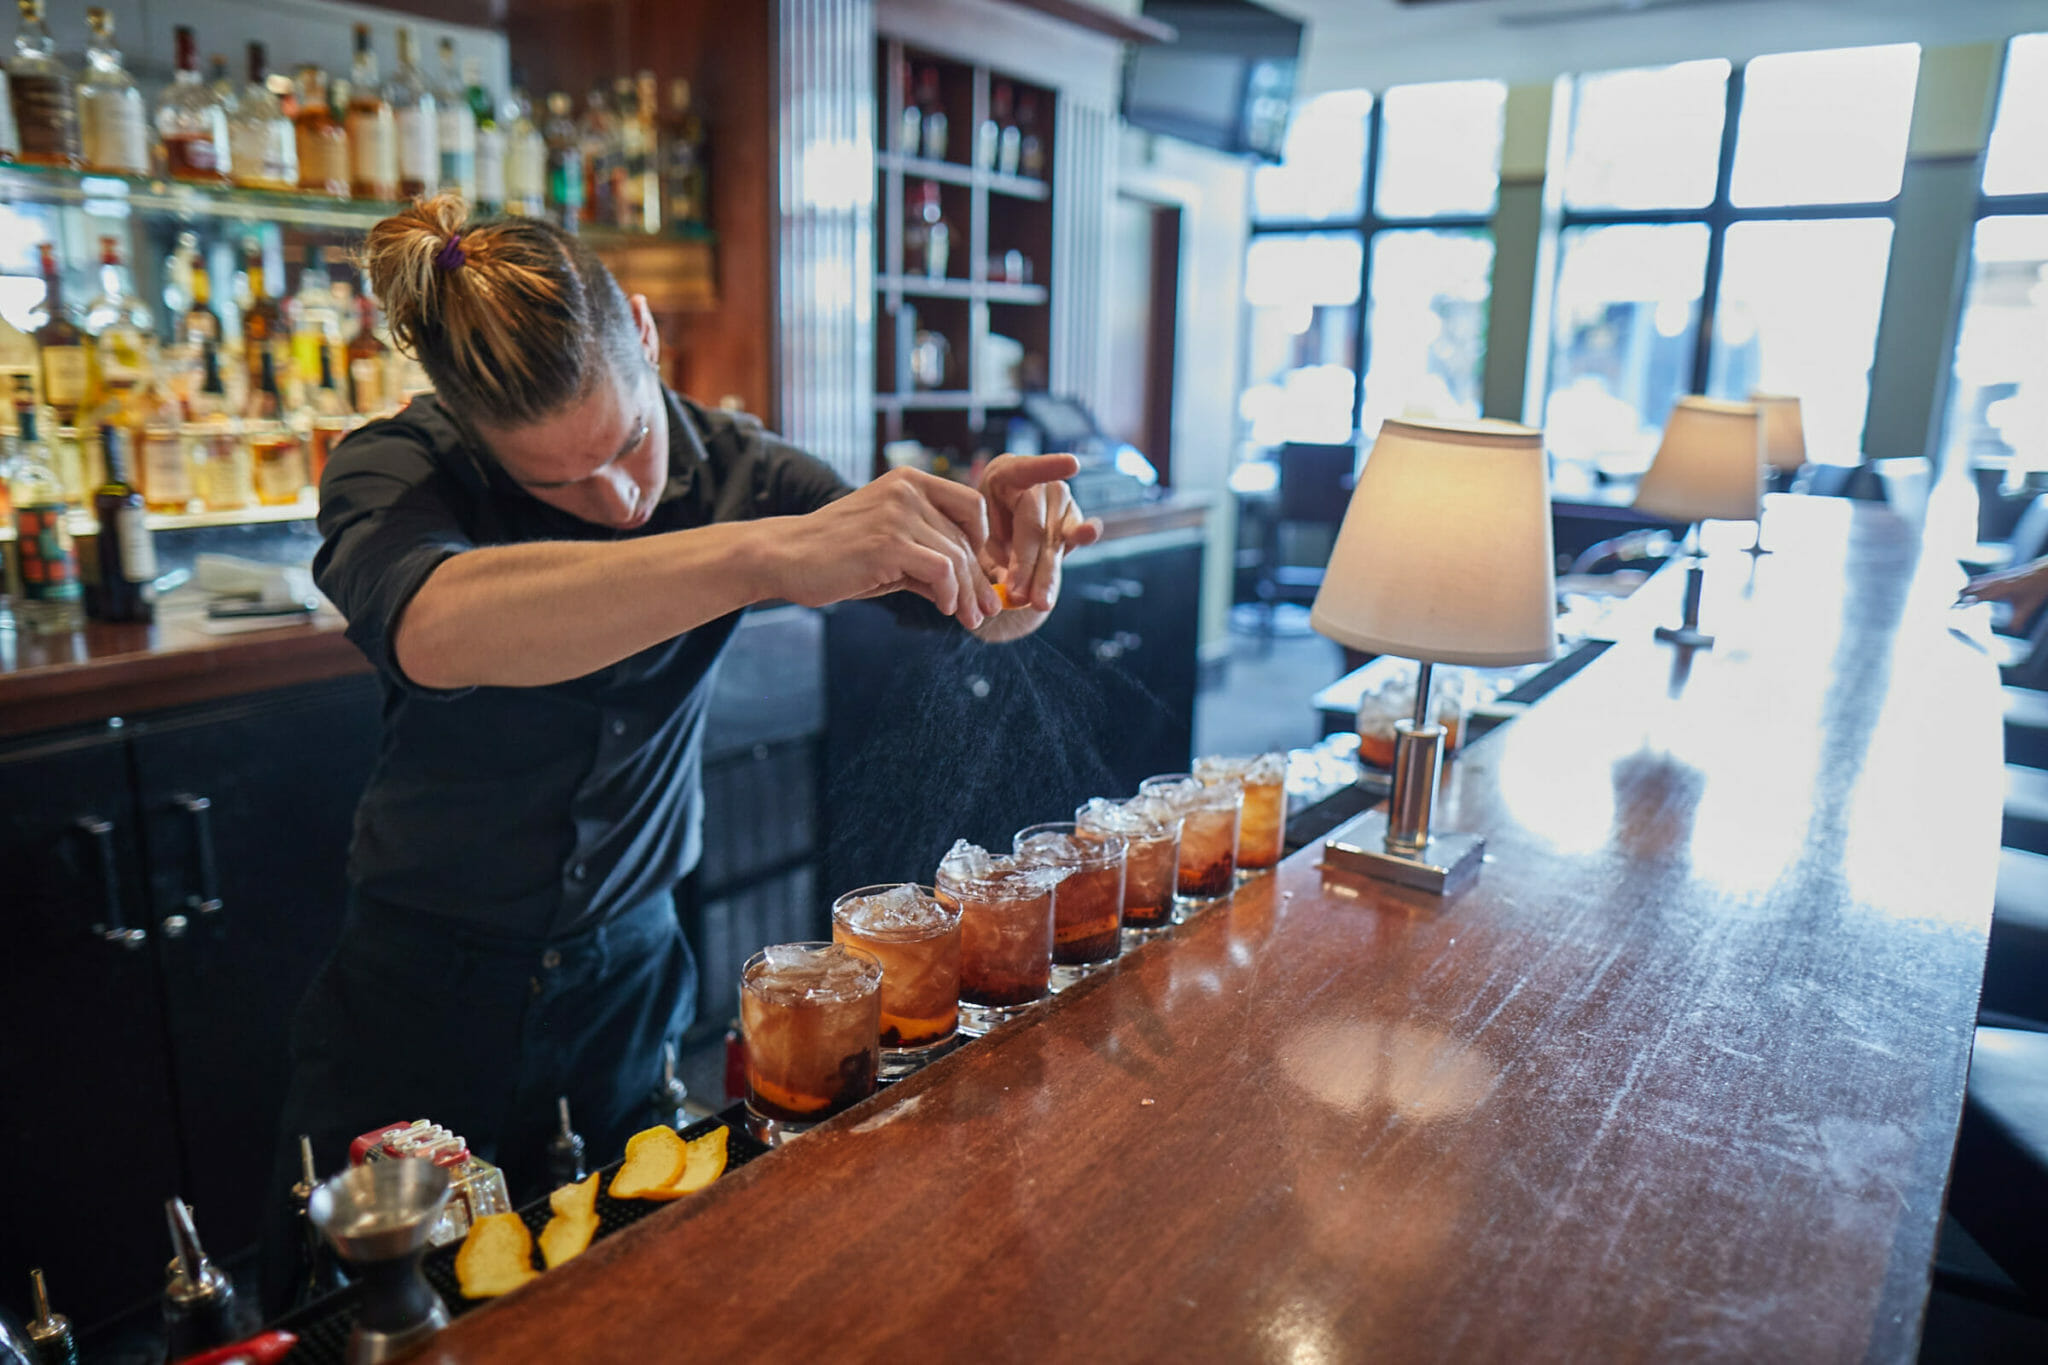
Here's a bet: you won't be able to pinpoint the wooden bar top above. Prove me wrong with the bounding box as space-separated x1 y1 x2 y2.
0 493 1208 738
415 495 2001 1363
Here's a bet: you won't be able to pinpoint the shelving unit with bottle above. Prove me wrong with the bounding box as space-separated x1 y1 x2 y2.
874 39 1054 478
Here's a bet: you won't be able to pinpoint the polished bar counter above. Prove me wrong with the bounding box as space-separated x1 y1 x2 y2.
401 495 1999 1362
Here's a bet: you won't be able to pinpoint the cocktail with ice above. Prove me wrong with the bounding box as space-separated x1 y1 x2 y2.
1138 774 1242 911
739 941 883 1145
831 883 962 1078
1076 795 1181 939
935 840 1060 1035
1195 752 1287 872
1013 822 1127 989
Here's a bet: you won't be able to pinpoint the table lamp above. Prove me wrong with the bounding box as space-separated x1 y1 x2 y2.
1752 392 1807 481
1632 396 1762 646
1310 418 1556 896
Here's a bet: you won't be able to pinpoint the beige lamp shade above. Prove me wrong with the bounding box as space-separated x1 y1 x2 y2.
1751 392 1807 471
1632 396 1762 523
1310 418 1557 668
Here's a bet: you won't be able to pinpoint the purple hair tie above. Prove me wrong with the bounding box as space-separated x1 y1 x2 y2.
433 232 466 271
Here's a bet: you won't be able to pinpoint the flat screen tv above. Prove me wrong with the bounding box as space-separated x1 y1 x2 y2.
1122 0 1304 162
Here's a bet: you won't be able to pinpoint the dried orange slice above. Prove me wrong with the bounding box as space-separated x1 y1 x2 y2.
607 1125 687 1199
642 1125 729 1202
538 1172 600 1267
455 1213 539 1298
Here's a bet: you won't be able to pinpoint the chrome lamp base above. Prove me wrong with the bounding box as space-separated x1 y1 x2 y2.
1324 810 1485 896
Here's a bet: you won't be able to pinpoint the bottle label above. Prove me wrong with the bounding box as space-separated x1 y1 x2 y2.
253 434 307 503
439 108 476 191
143 430 194 505
42 346 88 405
347 109 397 189
114 503 157 581
13 504 82 602
397 108 437 185
230 121 272 184
99 331 147 387
475 127 506 205
11 74 81 162
82 90 150 173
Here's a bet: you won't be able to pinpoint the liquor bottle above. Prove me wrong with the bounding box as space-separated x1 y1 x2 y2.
25 1268 79 1365
229 42 296 190
578 86 618 225
32 242 88 430
247 350 307 506
239 239 287 396
547 1096 587 1187
975 85 999 171
207 53 232 108
293 66 350 198
662 78 707 232
467 59 504 214
188 342 228 421
287 1137 350 1311
630 71 661 232
434 38 475 201
84 425 154 623
613 76 642 230
310 343 346 417
85 235 153 404
543 92 583 232
77 7 147 175
290 244 341 393
174 233 222 354
0 291 37 415
897 63 920 156
389 27 437 199
6 387 84 635
156 26 229 183
8 0 79 168
915 66 947 162
137 374 196 515
914 181 949 279
993 80 1021 176
1017 91 1044 178
504 86 545 217
346 25 396 201
348 296 389 415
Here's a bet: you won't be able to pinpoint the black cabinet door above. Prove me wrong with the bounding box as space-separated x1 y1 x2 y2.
0 728 184 1332
127 677 381 1262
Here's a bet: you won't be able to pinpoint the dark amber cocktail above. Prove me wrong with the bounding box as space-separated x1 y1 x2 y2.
740 941 883 1145
1014 822 1126 988
936 840 1059 1035
1077 795 1181 937
831 883 962 1078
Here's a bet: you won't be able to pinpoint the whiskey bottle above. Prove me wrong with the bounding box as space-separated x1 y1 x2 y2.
229 42 297 191
84 235 154 407
239 239 287 398
247 350 308 506
468 59 504 214
505 84 546 216
662 78 707 232
389 27 437 199
85 425 155 623
345 25 397 200
77 7 148 175
347 296 389 415
543 91 583 232
32 242 88 430
8 0 77 168
579 86 620 226
155 26 229 182
293 67 350 198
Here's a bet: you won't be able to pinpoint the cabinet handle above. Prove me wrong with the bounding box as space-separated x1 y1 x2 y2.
173 794 225 919
76 815 146 950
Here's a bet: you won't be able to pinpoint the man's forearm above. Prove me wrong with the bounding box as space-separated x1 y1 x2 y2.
394 522 772 688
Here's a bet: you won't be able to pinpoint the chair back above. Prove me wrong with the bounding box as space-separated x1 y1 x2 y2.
1277 442 1357 526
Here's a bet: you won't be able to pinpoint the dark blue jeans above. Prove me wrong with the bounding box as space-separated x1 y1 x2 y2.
261 888 696 1312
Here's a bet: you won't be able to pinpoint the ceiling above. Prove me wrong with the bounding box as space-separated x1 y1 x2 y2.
1239 0 2044 92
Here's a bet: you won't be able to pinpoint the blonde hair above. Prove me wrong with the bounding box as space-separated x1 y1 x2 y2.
359 194 638 427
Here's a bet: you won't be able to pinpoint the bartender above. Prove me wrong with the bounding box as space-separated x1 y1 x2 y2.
269 195 1096 1287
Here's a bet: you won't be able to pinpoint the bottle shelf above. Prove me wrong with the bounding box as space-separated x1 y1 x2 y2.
878 152 1050 201
0 497 317 543
874 390 1028 413
877 275 1046 306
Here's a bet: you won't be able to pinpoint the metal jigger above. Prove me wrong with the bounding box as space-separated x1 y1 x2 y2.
308 1160 452 1365
1324 661 1484 896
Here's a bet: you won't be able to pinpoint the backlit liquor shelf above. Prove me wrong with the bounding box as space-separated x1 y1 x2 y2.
260 499 1998 1362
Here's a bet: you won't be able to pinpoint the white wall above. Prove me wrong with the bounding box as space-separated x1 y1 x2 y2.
1116 127 1250 660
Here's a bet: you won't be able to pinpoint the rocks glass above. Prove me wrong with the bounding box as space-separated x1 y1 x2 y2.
831 884 963 1080
1139 773 1242 914
1013 821 1126 990
936 840 1061 1036
1077 794 1182 941
1195 752 1288 873
739 941 883 1146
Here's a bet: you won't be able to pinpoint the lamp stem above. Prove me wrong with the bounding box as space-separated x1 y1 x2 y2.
1411 660 1434 730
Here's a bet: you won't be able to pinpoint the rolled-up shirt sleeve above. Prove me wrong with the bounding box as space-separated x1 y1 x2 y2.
314 424 478 696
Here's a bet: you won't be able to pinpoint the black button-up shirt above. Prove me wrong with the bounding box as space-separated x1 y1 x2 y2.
314 386 855 941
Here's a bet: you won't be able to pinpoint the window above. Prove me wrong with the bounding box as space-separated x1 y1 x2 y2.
1941 35 2048 477
1542 46 1916 473
1244 80 1504 449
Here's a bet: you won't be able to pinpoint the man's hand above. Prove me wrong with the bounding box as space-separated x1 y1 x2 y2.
761 466 1001 629
978 453 1104 614
1961 555 2048 628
